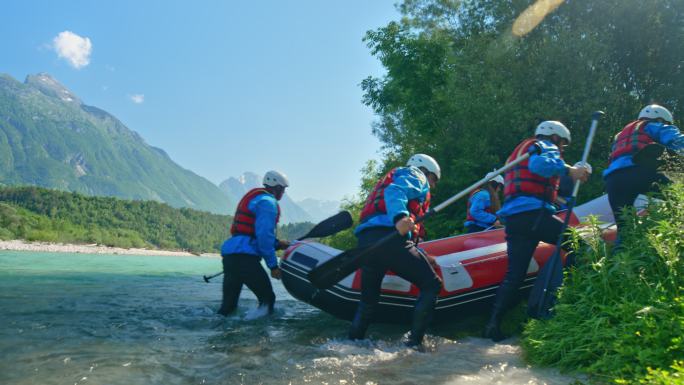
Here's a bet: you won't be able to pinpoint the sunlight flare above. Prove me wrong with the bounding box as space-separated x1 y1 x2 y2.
512 0 565 37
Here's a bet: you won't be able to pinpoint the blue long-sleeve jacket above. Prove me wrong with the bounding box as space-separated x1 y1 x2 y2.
498 139 569 217
603 121 684 178
355 166 430 238
464 190 497 228
220 193 279 269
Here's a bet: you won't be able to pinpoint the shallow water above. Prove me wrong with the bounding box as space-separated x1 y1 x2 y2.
0 251 580 384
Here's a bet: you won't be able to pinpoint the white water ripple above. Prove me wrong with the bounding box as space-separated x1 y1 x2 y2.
0 251 582 385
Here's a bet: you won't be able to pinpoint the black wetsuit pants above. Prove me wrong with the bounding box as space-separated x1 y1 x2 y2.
605 165 671 247
348 227 442 345
218 253 275 316
488 209 568 324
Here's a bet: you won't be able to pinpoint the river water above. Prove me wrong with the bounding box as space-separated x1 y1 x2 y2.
0 251 580 385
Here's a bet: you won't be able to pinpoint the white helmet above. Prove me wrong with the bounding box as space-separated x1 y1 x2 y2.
638 104 673 123
535 120 571 143
263 170 289 188
485 171 504 186
407 153 441 180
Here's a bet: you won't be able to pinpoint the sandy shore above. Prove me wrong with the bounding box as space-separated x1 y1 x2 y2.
0 239 220 257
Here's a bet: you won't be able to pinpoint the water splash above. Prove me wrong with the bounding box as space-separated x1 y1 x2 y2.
0 251 582 385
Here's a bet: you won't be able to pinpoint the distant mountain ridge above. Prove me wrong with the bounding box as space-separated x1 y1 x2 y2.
297 198 342 223
0 73 232 214
219 172 340 224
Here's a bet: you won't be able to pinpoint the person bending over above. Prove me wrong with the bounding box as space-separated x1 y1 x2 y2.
483 121 591 341
603 104 683 251
348 154 443 348
464 172 504 233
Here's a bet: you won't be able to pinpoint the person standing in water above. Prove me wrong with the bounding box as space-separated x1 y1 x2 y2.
217 170 290 316
348 154 443 348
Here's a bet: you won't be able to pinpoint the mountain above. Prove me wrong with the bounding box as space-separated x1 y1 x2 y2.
297 198 341 223
0 73 232 214
219 172 315 224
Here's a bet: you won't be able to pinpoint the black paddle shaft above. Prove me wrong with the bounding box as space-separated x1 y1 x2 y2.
306 199 447 289
202 210 353 283
528 111 604 319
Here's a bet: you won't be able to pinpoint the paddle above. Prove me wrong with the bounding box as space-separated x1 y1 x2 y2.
202 210 353 282
307 146 543 290
528 111 604 319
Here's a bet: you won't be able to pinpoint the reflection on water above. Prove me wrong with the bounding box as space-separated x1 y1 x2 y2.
0 251 580 384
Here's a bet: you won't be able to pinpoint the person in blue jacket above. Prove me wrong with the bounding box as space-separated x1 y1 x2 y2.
349 154 443 348
464 172 504 233
483 121 591 342
217 170 291 316
604 104 684 251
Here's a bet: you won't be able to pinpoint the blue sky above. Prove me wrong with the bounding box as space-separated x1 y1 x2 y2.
1 0 401 202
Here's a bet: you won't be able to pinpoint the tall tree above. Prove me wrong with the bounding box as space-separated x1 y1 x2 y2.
362 0 684 238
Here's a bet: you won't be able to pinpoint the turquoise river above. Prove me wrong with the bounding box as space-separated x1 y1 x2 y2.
0 251 581 385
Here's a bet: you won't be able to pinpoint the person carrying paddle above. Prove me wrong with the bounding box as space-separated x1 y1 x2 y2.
483 121 591 342
604 104 684 252
348 154 443 348
463 172 504 233
217 170 290 316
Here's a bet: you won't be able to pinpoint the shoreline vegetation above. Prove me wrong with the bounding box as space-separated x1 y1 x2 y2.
0 186 315 255
0 239 219 257
523 182 683 384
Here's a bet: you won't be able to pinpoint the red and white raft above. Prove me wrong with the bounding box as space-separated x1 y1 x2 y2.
281 195 618 324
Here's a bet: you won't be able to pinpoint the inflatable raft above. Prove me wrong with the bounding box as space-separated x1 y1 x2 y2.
281 195 619 324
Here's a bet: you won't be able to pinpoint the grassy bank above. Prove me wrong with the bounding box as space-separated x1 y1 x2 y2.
523 183 684 384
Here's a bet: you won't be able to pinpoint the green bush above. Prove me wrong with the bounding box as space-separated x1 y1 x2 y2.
523 183 684 384
25 229 59 242
640 361 684 385
0 227 13 240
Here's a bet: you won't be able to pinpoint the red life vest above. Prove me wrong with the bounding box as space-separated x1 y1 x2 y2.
230 188 281 237
503 138 560 203
465 188 495 223
359 168 431 240
609 120 655 162
408 191 430 241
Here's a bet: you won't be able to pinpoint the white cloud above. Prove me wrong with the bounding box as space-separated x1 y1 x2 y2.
53 31 92 69
129 94 145 104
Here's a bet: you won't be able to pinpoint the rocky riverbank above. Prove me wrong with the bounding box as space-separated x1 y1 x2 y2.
0 239 220 257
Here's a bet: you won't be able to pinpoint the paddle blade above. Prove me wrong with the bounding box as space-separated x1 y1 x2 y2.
307 247 366 289
527 251 564 319
307 230 402 289
298 211 353 241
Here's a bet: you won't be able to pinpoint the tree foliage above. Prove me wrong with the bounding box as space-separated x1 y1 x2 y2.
0 186 309 254
361 0 684 238
357 1 684 381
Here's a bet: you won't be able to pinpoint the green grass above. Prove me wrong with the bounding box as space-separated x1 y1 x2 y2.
522 183 684 384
